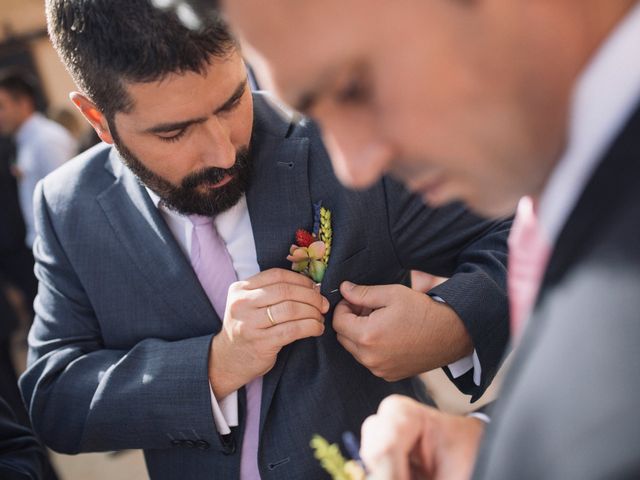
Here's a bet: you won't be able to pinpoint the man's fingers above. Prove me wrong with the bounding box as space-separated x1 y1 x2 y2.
244 268 316 290
361 414 412 480
266 318 325 348
332 299 369 335
249 282 329 313
263 301 325 328
361 396 428 480
339 281 394 310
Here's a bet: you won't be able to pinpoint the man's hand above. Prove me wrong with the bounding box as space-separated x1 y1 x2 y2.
333 282 472 381
209 268 328 398
361 395 484 480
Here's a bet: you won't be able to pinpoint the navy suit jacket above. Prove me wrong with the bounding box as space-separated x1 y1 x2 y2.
20 94 509 479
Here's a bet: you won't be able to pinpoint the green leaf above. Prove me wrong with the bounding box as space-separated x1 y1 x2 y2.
309 260 326 282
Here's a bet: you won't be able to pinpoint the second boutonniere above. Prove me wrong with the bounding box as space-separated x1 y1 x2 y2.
287 202 332 283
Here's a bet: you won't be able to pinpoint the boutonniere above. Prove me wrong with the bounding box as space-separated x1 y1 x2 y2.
287 201 332 283
310 434 366 480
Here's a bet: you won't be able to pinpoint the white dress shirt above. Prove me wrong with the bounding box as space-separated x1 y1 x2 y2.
539 3 640 242
16 112 77 247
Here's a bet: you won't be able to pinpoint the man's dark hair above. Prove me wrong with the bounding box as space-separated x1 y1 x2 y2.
45 0 236 125
0 69 38 105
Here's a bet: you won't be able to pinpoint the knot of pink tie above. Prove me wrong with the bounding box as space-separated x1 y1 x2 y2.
188 214 214 227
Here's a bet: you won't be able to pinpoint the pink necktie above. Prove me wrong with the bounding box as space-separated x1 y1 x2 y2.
507 197 552 342
189 215 262 479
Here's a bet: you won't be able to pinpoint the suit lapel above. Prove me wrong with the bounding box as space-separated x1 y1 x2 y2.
246 95 314 432
97 149 220 336
539 101 640 299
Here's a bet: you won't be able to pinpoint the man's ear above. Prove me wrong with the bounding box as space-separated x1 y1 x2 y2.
69 92 114 144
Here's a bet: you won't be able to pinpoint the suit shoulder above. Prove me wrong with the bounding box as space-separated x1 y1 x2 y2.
40 143 114 212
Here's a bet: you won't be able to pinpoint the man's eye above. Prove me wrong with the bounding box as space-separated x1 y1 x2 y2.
335 78 371 105
158 128 187 143
220 95 242 113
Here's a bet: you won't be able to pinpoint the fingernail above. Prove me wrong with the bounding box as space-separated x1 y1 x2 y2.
322 297 330 311
342 281 355 291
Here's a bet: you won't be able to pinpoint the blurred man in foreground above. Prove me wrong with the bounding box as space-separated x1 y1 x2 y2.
211 0 640 477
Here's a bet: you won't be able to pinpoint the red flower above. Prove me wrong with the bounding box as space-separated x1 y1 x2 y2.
295 229 314 248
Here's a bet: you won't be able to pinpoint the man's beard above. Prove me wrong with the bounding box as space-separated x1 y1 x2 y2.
113 135 252 217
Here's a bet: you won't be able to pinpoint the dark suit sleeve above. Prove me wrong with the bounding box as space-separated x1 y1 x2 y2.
18 182 223 454
0 396 44 480
383 177 511 400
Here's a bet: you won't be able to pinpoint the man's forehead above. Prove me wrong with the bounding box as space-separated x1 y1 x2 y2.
122 55 243 111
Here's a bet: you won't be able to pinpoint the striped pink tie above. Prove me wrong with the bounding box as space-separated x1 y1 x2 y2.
507 197 552 342
189 215 262 479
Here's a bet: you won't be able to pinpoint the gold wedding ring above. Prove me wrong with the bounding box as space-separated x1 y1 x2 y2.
266 306 276 327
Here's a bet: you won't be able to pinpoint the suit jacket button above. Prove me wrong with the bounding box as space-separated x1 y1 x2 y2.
170 439 182 447
185 440 196 448
220 434 236 455
196 440 210 450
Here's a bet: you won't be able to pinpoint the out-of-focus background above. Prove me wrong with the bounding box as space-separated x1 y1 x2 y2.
1 0 83 132
0 2 503 478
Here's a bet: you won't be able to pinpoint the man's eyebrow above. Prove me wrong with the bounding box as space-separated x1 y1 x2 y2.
144 79 248 134
214 79 248 114
145 117 207 134
290 67 341 114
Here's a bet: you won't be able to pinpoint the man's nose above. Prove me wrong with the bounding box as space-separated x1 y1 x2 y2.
320 119 394 190
200 117 236 169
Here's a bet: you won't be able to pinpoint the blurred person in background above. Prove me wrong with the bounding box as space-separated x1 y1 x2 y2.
0 69 77 248
0 137 59 478
0 395 44 480
0 135 35 423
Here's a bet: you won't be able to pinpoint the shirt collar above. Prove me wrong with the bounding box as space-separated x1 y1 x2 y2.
145 187 163 210
144 186 247 234
538 3 640 242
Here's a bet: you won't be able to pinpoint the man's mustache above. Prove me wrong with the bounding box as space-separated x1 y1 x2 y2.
181 147 250 189
182 166 234 189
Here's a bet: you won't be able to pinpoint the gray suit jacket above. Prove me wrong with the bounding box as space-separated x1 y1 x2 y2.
473 103 640 479
20 94 510 479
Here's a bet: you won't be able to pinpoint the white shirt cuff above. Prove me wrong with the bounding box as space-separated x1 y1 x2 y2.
431 295 482 387
446 351 482 387
209 384 239 435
